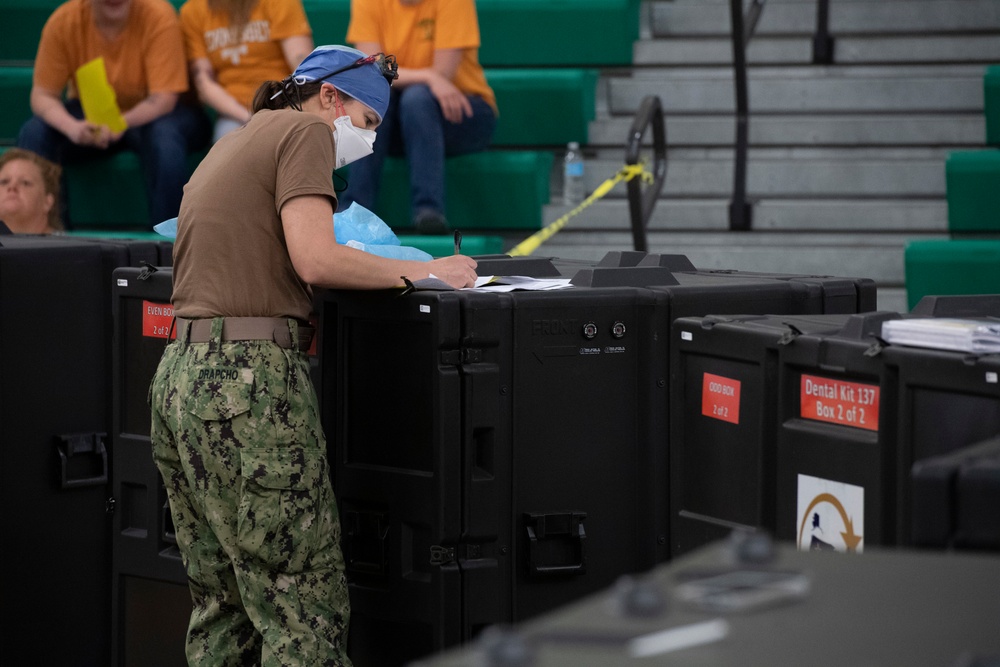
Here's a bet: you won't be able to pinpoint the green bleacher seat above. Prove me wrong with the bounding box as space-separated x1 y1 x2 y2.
395 234 504 258
302 0 352 45
486 68 596 146
65 229 169 241
2 0 61 62
945 150 1000 233
477 0 640 66
371 150 553 232
905 239 1000 309
64 150 205 230
301 0 639 67
0 67 33 145
986 65 1000 146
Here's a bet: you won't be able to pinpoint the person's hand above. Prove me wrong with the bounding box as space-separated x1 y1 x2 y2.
428 73 472 124
68 119 109 147
426 254 478 288
108 128 125 144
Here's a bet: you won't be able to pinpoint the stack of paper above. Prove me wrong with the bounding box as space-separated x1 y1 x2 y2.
473 276 573 292
881 318 1000 354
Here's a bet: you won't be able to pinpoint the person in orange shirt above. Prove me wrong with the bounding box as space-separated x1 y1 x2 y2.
180 0 314 142
341 0 497 234
17 0 211 228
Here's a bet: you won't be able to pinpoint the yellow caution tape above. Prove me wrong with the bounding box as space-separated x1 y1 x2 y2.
508 162 654 257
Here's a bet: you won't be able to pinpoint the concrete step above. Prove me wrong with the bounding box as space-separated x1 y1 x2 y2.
587 113 985 147
519 228 945 286
650 0 1000 37
577 147 950 198
635 34 1000 66
540 198 946 232
608 65 984 114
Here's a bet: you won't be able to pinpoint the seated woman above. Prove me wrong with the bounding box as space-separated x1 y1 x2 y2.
180 0 314 142
0 148 62 234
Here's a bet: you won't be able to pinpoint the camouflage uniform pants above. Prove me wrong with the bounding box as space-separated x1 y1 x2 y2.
149 318 351 667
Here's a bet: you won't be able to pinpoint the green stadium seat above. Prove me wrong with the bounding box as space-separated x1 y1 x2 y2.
395 234 504 258
986 65 1000 146
0 67 34 145
945 150 1000 233
64 150 206 230
477 0 640 66
64 229 169 241
486 68 597 146
370 150 553 232
905 239 1000 309
1 0 61 62
57 147 548 234
301 0 639 67
302 0 351 45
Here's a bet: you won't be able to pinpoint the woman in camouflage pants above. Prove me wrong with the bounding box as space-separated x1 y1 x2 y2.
150 45 477 666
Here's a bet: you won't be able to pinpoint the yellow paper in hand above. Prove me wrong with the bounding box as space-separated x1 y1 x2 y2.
76 57 128 133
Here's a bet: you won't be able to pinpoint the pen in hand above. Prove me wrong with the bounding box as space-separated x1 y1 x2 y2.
454 229 463 255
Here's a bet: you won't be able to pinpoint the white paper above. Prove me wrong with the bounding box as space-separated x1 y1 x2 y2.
881 318 1000 353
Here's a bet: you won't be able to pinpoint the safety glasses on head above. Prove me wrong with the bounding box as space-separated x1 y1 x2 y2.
317 53 398 87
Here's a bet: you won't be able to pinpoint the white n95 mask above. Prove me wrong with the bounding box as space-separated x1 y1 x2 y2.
333 114 377 168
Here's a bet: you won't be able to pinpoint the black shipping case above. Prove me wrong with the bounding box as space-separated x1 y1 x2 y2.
321 284 665 666
880 341 1000 546
910 435 1000 549
319 256 872 666
415 539 1000 667
0 237 112 666
774 295 1000 551
110 265 191 667
956 447 1000 549
773 312 903 551
668 313 875 558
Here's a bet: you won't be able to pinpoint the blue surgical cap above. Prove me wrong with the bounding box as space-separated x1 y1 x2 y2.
292 45 390 122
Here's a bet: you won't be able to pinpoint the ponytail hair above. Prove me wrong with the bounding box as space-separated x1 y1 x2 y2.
251 77 359 114
251 77 326 113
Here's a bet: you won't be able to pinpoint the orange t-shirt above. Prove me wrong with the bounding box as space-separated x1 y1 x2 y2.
180 0 312 110
33 0 188 112
347 0 496 113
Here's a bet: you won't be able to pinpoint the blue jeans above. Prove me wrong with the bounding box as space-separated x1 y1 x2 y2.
339 84 496 219
17 99 211 228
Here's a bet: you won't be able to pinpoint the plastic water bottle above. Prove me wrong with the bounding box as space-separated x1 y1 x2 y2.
563 141 585 206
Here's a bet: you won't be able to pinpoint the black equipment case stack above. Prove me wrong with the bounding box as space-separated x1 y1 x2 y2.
879 306 1000 547
319 253 875 666
109 265 191 667
773 312 901 551
0 237 113 666
667 313 886 557
774 295 1000 551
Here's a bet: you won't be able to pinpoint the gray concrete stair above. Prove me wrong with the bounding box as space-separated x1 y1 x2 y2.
636 35 1000 66
588 113 985 147
541 198 947 232
532 0 1000 303
608 65 984 114
650 0 1000 37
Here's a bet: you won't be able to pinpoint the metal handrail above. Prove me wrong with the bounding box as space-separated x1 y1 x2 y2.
728 0 760 231
626 95 667 252
813 0 835 65
727 0 834 231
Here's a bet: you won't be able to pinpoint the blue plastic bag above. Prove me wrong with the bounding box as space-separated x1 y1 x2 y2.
154 203 432 262
335 202 433 261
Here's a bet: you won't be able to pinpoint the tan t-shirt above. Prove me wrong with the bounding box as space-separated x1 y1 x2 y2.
172 109 336 321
